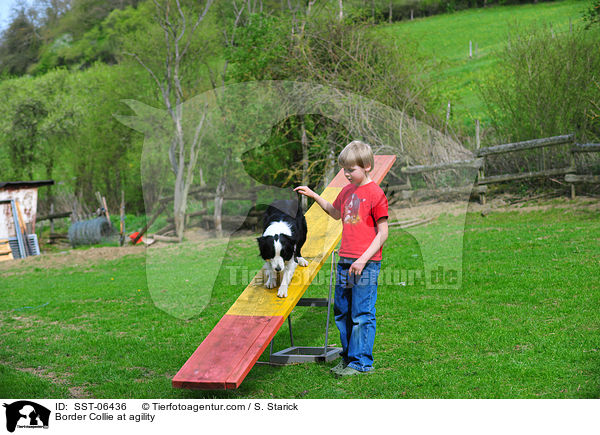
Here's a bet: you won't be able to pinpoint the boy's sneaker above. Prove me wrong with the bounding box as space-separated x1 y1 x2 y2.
330 361 347 374
335 366 374 378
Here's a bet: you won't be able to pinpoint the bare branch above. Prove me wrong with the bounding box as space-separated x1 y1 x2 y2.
214 0 246 89
174 0 186 55
299 0 316 35
124 52 168 106
186 106 209 191
180 0 215 60
134 0 216 239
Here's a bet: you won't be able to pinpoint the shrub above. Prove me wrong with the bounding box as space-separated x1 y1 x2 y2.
478 24 600 185
583 0 600 28
479 24 600 144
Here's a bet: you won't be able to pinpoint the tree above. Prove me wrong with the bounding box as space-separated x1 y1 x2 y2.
0 9 41 75
227 13 439 185
7 99 47 179
127 0 214 241
45 0 140 40
203 0 265 237
36 0 72 33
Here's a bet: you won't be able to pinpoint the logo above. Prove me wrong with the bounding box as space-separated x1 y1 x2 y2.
3 401 50 433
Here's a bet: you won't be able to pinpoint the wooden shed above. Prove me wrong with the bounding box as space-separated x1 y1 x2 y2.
0 180 54 260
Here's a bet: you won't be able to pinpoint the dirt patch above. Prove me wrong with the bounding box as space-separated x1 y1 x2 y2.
6 364 91 398
2 195 597 274
0 227 259 275
389 195 599 222
17 367 64 385
0 244 147 276
68 386 93 399
390 201 468 221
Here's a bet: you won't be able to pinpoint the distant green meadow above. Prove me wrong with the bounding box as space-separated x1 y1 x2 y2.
1 202 598 399
374 0 590 135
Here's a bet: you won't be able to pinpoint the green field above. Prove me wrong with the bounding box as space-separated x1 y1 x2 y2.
1 1 598 400
1 201 599 399
375 0 590 135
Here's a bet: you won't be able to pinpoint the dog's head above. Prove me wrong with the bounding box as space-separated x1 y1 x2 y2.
257 234 295 272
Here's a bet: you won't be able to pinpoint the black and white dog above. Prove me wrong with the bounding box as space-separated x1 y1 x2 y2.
257 198 308 298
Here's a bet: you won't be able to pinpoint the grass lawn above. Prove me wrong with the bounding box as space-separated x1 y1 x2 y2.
1 202 599 399
374 0 590 137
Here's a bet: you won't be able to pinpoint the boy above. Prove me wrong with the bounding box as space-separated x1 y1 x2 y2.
295 140 388 376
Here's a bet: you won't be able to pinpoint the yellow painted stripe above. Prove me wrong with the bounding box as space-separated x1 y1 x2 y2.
226 186 342 318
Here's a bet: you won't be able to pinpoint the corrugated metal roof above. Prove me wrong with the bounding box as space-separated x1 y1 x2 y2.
0 180 55 189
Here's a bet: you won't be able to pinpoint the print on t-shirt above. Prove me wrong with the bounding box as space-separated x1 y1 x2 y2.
343 193 365 224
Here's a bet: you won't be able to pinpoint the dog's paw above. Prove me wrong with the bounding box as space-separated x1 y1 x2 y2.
297 257 309 267
265 275 277 289
277 286 288 298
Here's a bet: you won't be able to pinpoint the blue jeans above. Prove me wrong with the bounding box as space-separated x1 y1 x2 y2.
334 257 381 372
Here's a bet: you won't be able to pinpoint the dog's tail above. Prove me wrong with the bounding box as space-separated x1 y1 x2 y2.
296 190 304 215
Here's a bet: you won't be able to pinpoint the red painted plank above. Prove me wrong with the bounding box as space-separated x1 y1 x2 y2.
329 154 396 188
172 315 283 390
371 155 397 184
329 167 349 188
172 155 397 390
224 316 284 389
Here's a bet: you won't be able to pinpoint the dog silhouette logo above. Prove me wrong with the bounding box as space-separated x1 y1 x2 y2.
3 401 50 433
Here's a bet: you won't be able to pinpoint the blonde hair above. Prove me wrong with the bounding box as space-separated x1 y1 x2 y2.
338 140 374 171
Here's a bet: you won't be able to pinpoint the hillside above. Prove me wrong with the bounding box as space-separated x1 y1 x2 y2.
0 0 597 214
375 0 590 140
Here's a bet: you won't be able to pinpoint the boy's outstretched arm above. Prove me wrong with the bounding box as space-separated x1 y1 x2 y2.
294 186 341 220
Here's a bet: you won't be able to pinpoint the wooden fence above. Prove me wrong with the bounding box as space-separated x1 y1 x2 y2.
399 134 600 204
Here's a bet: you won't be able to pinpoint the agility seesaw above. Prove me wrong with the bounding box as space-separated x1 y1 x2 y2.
172 155 396 390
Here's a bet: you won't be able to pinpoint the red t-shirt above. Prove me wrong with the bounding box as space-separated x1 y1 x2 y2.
332 181 389 261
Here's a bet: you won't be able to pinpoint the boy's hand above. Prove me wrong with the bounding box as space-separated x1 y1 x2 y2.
349 259 367 276
295 185 340 220
294 186 316 199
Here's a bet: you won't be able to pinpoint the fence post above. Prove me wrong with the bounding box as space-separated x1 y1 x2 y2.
50 203 55 234
406 176 414 207
476 119 486 205
569 137 576 200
